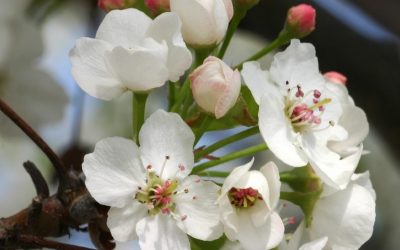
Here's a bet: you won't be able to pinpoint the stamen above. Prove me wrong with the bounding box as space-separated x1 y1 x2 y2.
159 155 170 178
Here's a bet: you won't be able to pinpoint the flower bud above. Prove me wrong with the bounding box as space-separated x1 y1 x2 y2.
324 71 347 85
284 4 316 39
170 0 234 47
98 0 136 12
190 56 241 118
145 0 170 15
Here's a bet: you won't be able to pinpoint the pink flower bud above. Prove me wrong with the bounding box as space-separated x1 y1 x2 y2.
324 71 347 85
145 0 170 15
98 0 136 12
285 4 316 38
190 56 241 119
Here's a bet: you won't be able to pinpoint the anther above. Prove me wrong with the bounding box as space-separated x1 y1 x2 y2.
184 189 189 193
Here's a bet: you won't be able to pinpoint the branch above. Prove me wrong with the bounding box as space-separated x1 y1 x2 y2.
23 161 50 200
17 234 95 250
0 98 68 182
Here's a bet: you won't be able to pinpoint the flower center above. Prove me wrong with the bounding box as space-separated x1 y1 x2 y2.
284 83 333 133
228 187 263 208
135 171 178 216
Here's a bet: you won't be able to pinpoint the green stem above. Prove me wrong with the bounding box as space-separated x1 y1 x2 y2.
197 171 230 178
217 8 247 59
168 81 177 110
195 126 259 161
194 115 212 146
132 92 148 144
181 91 193 119
234 34 288 70
170 77 190 113
191 143 268 173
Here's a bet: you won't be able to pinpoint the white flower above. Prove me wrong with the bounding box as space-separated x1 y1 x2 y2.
309 172 376 249
241 39 367 189
0 10 68 136
170 0 234 47
82 110 223 249
190 56 241 118
279 172 375 250
218 160 284 250
70 9 192 100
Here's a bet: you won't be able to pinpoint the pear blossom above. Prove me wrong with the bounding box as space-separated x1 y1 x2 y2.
70 9 192 100
241 39 367 189
170 0 234 47
279 172 375 250
309 172 376 249
190 56 241 118
218 160 284 250
82 110 223 249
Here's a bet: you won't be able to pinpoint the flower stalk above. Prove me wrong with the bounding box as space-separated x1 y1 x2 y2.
132 92 148 143
191 143 268 173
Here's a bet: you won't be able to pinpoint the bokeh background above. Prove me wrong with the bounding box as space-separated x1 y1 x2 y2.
0 0 399 249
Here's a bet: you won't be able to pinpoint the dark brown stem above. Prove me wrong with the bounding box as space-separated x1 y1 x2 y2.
0 98 68 181
17 234 95 250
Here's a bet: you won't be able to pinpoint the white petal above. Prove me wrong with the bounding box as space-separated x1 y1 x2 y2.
260 162 281 209
303 134 363 189
107 200 147 241
311 183 375 249
259 94 308 167
105 41 169 92
219 195 240 241
328 106 369 156
146 12 192 82
299 237 328 250
136 214 190 250
241 61 279 104
70 38 124 100
96 9 151 48
235 211 284 250
270 39 324 92
139 110 194 180
351 171 376 200
219 159 254 199
174 176 223 241
82 137 146 207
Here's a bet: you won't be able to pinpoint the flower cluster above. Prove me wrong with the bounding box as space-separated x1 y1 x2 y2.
71 1 375 249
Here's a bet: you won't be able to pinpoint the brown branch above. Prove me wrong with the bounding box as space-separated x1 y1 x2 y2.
23 161 50 199
0 98 68 181
17 234 95 250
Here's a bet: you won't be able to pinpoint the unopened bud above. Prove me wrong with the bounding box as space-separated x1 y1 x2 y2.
98 0 136 12
145 0 170 15
190 56 241 119
324 71 347 85
284 4 316 39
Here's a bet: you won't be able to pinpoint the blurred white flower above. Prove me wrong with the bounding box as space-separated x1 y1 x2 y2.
190 56 241 118
170 0 233 47
0 3 68 136
279 223 327 250
70 9 192 100
83 110 223 249
218 160 284 250
242 39 367 189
